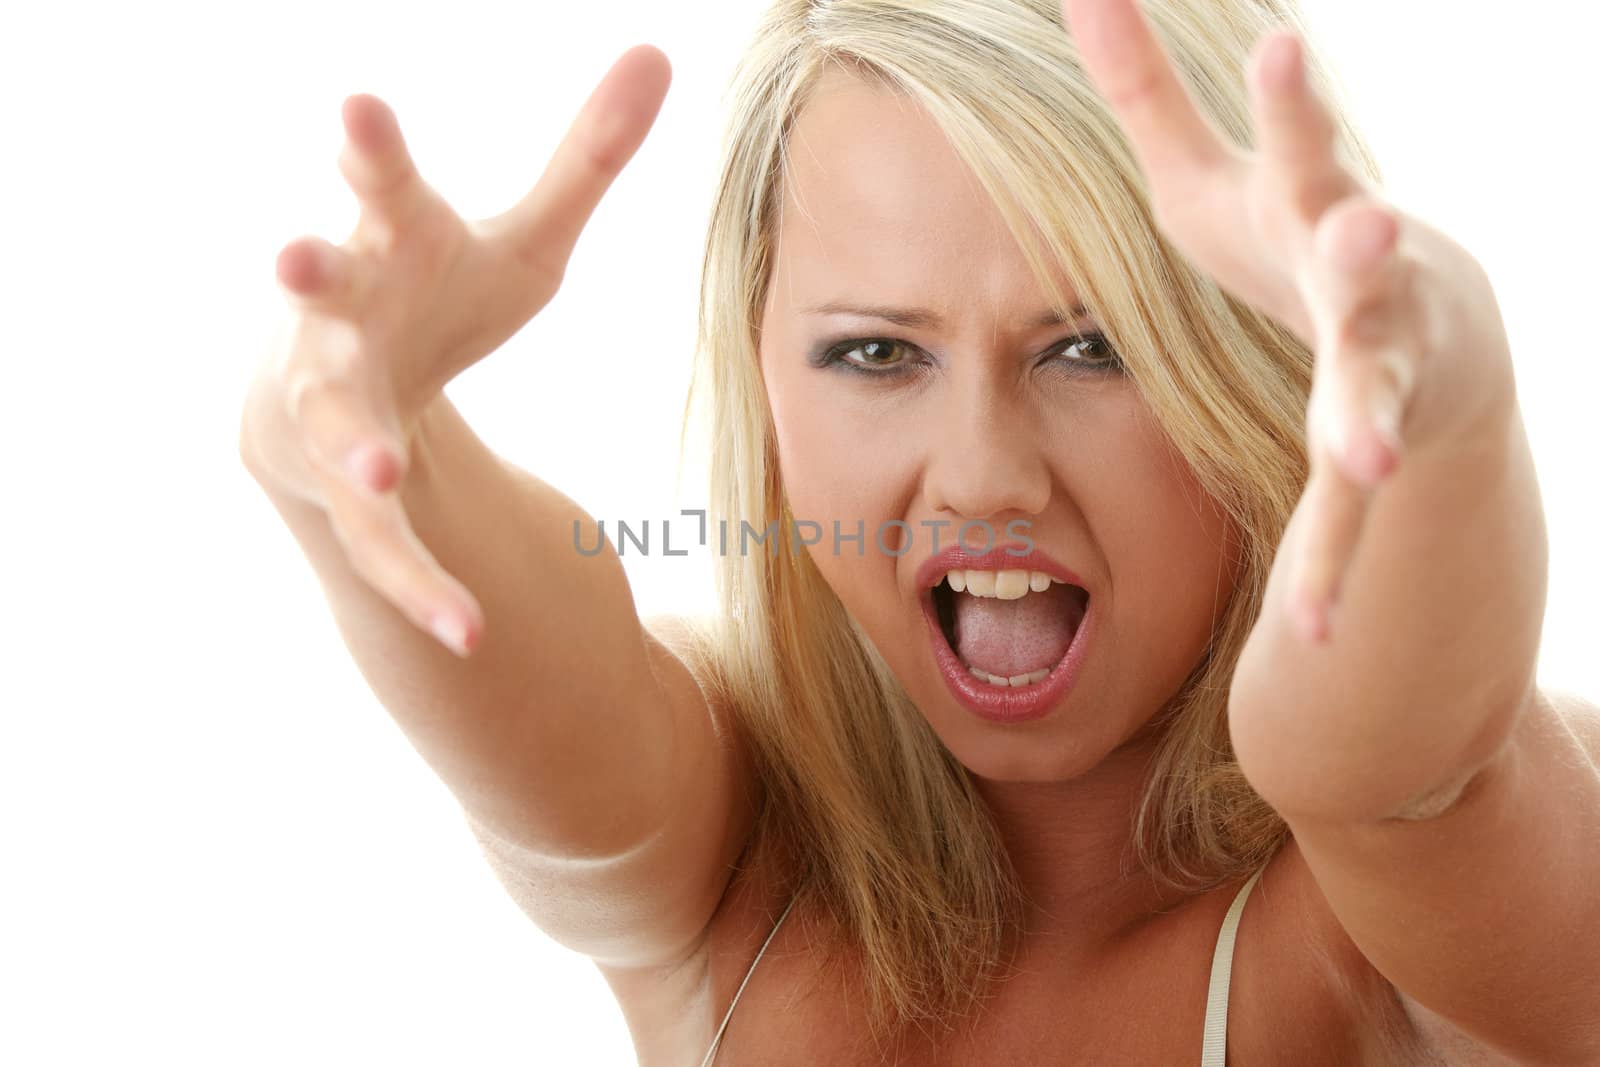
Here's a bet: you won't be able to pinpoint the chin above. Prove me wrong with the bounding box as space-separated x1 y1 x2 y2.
908 692 1120 783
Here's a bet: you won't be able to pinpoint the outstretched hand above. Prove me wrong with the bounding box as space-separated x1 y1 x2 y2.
244 45 672 654
1060 0 1514 642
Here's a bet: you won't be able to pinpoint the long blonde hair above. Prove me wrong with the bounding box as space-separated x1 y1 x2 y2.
673 0 1382 1050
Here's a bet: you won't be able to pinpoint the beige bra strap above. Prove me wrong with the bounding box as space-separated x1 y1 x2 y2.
1200 864 1266 1067
700 887 802 1067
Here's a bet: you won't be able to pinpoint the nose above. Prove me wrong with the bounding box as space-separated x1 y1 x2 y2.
923 380 1051 529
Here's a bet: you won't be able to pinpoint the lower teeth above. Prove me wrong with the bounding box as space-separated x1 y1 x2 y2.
967 664 1051 688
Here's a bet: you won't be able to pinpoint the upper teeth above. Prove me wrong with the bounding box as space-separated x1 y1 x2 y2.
943 569 1057 600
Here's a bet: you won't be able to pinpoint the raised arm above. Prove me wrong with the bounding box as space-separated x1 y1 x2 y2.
239 49 758 970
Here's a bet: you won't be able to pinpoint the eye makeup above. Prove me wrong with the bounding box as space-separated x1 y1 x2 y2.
807 331 1124 379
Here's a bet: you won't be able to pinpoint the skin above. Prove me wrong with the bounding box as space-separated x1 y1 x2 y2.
752 0 1600 1062
261 0 1600 1055
750 0 1600 1058
1058 1 1600 1059
758 61 1244 949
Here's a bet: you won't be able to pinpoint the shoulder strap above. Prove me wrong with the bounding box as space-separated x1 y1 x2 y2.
700 887 802 1067
1200 864 1266 1066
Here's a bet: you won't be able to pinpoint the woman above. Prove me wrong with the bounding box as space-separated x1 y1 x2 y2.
238 0 1600 1062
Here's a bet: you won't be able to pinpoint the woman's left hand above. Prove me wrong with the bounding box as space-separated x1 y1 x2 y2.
1061 0 1517 643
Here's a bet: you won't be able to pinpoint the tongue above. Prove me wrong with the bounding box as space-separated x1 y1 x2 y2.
951 583 1084 678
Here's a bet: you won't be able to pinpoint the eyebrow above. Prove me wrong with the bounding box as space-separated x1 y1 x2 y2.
801 301 1089 329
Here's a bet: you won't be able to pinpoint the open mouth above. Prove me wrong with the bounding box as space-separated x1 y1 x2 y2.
918 562 1095 724
929 568 1090 688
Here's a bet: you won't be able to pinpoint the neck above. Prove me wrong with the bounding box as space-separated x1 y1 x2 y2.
972 716 1186 959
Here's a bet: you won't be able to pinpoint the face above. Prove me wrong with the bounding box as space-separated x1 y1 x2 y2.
758 68 1240 784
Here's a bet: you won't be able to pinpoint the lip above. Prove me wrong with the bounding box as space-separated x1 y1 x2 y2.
913 541 1088 593
915 541 1094 725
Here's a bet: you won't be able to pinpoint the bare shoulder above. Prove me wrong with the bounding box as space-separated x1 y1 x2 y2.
1395 685 1597 1065
639 611 763 839
580 613 765 1051
1541 686 1600 750
641 613 740 751
1238 836 1522 1064
460 611 762 1058
639 611 713 690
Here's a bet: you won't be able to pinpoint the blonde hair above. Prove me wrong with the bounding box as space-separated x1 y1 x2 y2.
673 0 1382 1051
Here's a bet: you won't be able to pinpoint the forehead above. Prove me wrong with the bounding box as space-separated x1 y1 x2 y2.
773 65 1073 322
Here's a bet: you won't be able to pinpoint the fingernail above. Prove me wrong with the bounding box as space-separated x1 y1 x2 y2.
1336 210 1395 272
1296 591 1330 644
346 442 378 488
1317 399 1350 464
347 442 398 491
431 614 470 657
1369 391 1404 452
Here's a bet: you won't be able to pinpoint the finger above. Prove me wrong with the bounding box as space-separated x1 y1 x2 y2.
1248 30 1364 231
337 93 431 237
317 461 485 657
1290 457 1371 644
290 376 408 495
275 236 371 317
1305 191 1408 342
479 44 671 282
1313 328 1408 490
1307 199 1417 480
1312 195 1402 320
1060 0 1233 176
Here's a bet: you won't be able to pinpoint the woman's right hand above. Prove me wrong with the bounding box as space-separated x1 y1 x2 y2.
239 45 672 655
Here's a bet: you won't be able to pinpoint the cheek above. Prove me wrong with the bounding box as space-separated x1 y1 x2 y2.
765 371 917 624
1090 417 1234 643
766 368 909 527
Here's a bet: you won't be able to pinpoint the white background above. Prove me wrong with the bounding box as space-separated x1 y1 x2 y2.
2 1 1595 1063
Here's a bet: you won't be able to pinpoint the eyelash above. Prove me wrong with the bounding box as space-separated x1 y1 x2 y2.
813 332 1123 378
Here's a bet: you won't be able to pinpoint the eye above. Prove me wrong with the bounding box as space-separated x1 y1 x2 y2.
810 331 1123 377
1048 331 1122 372
818 338 914 373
